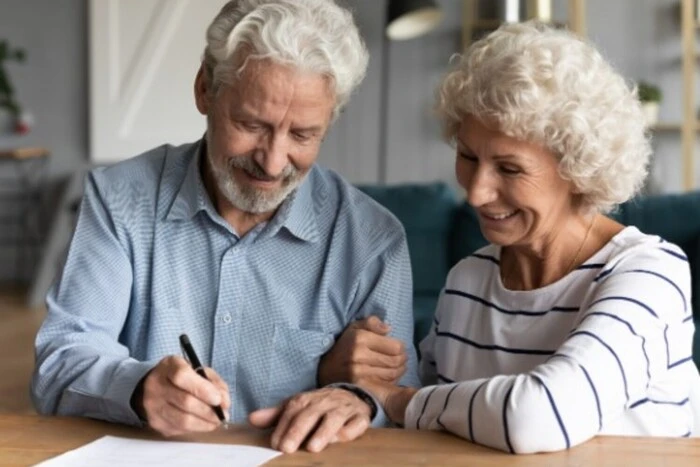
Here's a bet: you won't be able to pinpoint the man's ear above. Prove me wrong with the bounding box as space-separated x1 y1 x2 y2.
194 64 210 115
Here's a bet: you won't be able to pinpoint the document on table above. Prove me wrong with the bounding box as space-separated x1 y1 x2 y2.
34 435 282 467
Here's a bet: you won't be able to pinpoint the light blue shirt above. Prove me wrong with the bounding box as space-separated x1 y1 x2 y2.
31 140 419 425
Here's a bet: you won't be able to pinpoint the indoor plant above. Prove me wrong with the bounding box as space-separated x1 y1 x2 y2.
637 81 662 126
0 39 27 134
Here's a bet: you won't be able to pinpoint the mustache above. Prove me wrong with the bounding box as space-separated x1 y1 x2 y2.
227 155 297 181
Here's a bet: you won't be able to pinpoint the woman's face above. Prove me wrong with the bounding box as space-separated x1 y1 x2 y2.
455 115 577 249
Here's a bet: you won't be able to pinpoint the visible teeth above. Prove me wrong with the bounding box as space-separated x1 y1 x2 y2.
484 211 516 220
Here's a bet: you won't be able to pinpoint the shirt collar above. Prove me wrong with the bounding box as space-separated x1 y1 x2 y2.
166 141 218 222
166 141 320 243
264 170 320 243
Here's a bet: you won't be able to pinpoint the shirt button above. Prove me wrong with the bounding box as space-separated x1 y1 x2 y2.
222 314 232 324
322 336 333 346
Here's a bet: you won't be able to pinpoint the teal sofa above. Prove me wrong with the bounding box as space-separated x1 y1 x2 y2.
358 182 700 369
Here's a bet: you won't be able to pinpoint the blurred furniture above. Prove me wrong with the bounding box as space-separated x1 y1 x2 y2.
0 146 49 284
359 182 700 368
27 166 88 307
2 414 699 466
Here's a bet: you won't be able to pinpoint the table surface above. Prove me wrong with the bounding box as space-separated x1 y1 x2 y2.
0 414 698 466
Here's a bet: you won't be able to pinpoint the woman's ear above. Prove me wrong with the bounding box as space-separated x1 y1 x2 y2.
194 64 210 115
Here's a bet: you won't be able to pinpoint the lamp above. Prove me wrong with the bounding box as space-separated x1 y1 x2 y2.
386 0 443 41
378 0 443 183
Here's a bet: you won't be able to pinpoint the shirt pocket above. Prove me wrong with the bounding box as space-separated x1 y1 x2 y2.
265 325 335 407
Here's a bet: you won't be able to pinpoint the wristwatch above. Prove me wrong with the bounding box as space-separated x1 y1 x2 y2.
335 384 378 420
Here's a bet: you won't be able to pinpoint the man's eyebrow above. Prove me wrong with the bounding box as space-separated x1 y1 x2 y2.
292 125 324 133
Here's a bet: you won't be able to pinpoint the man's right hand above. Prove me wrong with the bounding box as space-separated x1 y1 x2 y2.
131 356 231 437
317 316 408 386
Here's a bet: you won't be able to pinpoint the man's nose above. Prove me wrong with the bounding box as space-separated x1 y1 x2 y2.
255 133 289 178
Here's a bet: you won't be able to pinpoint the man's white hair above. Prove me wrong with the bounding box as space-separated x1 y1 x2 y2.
436 21 651 213
202 0 368 120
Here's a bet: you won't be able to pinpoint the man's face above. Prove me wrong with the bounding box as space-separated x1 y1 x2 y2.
195 58 335 214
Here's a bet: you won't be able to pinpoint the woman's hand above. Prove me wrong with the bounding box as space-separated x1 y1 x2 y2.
360 380 418 425
317 316 407 386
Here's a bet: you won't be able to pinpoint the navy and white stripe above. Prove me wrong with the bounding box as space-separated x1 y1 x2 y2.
407 226 699 454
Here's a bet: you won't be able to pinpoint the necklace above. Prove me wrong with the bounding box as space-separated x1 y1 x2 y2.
564 214 597 277
501 214 597 290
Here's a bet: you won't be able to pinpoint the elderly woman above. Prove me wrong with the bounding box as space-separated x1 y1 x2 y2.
256 21 699 454
353 21 700 453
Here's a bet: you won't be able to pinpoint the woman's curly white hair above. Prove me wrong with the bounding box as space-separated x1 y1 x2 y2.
436 21 650 213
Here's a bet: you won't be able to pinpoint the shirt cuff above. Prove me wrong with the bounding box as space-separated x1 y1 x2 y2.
103 359 158 426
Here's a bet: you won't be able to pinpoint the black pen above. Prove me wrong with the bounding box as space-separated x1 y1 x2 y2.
179 333 228 426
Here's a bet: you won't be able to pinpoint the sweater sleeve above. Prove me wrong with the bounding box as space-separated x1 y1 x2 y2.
404 243 694 453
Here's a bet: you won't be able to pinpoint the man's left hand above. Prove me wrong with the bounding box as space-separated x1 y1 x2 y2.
248 387 371 453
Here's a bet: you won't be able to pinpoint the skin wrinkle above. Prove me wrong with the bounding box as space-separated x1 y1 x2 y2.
457 115 596 290
195 57 335 236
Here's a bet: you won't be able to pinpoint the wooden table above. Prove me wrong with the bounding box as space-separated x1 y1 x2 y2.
0 414 698 466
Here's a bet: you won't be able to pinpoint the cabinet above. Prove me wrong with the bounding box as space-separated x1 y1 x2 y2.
0 147 49 283
461 0 587 49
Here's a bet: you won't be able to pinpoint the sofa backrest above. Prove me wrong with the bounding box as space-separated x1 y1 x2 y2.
612 191 700 319
358 183 460 296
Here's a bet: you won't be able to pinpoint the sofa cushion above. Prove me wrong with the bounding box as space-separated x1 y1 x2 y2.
357 183 459 295
612 192 700 319
414 294 439 348
450 202 488 266
611 192 700 370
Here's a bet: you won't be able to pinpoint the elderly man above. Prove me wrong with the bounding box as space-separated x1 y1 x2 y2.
31 0 418 453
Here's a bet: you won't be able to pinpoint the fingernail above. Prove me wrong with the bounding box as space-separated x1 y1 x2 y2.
308 440 321 452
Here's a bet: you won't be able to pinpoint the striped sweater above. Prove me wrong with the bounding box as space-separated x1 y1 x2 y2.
407 226 700 453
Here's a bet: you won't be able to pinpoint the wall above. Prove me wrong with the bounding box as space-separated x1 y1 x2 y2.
0 0 87 282
0 0 694 283
586 0 695 193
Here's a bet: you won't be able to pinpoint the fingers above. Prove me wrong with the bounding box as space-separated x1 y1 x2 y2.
151 399 222 437
318 316 409 386
306 413 347 452
333 414 370 443
355 363 407 384
268 389 371 454
141 356 229 436
203 367 231 414
167 359 222 407
351 344 407 368
360 331 405 357
249 406 283 428
269 398 301 451
354 316 391 336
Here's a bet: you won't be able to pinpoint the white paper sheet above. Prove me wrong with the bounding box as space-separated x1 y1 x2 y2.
34 435 282 467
